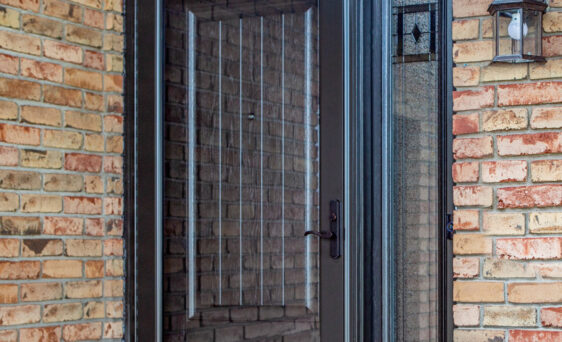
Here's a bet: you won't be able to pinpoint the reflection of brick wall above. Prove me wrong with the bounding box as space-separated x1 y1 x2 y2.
392 59 440 341
163 1 320 340
452 0 562 340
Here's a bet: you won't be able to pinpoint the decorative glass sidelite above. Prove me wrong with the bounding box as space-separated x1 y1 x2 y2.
488 0 547 63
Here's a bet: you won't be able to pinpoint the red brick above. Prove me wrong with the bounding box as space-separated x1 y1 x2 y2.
104 238 123 256
541 307 562 328
21 58 64 82
453 186 493 207
104 197 122 215
20 327 61 342
497 185 562 208
84 50 104 70
0 78 41 101
104 74 123 92
0 261 40 279
510 330 562 342
497 238 562 260
64 196 102 214
481 160 527 183
498 82 562 107
0 239 19 257
104 115 123 133
44 85 82 107
85 218 103 236
0 330 16 342
453 136 493 159
103 156 123 174
453 257 479 278
65 153 102 172
543 35 562 57
0 54 18 75
44 40 83 64
497 133 562 156
452 162 479 183
453 210 479 231
84 8 104 28
43 217 83 235
453 86 494 111
453 113 479 135
62 323 102 341
0 146 18 166
64 68 102 91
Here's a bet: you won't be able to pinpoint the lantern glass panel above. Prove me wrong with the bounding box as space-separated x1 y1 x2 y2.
523 9 541 56
496 9 521 56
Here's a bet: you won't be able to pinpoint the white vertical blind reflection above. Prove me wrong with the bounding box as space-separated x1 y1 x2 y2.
187 11 196 318
304 8 313 310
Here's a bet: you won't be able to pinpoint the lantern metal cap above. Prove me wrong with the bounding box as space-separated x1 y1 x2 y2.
488 0 547 15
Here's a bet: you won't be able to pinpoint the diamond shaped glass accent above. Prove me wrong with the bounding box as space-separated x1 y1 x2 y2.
411 23 421 43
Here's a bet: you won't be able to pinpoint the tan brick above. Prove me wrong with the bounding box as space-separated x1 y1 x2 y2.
84 301 104 319
497 185 562 208
62 323 102 341
72 0 101 8
85 218 103 236
453 40 493 63
107 177 123 194
84 50 104 70
0 284 17 304
43 0 82 22
453 67 480 87
22 14 63 39
0 330 16 341
21 106 62 126
543 11 562 33
66 239 102 257
104 197 122 216
44 40 83 64
104 74 123 92
106 301 123 318
530 59 562 80
0 146 17 166
85 92 104 111
483 306 536 327
481 108 527 131
452 0 491 17
497 132 562 156
43 216 83 235
0 30 41 55
106 54 123 72
0 7 19 29
0 171 41 191
104 0 122 12
453 234 492 255
84 133 104 151
0 0 39 11
85 260 103 278
20 327 61 342
0 305 40 326
66 24 102 47
498 82 562 107
531 160 562 182
85 175 103 193
453 281 504 303
43 303 82 323
453 136 493 159
106 135 123 153
64 196 102 214
104 219 119 236
44 85 82 107
103 321 123 339
0 100 17 120
551 0 562 6
497 238 562 260
482 212 524 235
541 307 562 328
453 257 479 278
64 68 103 91
453 305 479 327
529 212 562 234
0 78 41 101
103 33 123 52
65 111 102 132
0 239 19 257
452 162 478 183
483 258 535 279
0 124 42 146
453 86 494 111
530 106 562 129
106 259 123 276
453 186 493 207
453 113 479 135
104 115 123 133
535 263 562 278
44 130 83 149
103 238 122 256
0 261 40 279
481 160 527 183
103 156 122 173
21 149 62 169
65 280 102 298
509 282 562 303
452 19 479 40
104 279 123 297
453 210 479 231
106 13 123 32
0 216 40 235
84 8 104 28
22 239 62 256
480 63 528 82
21 282 62 302
0 192 18 212
107 94 123 112
43 260 82 278
21 194 61 213
65 153 102 172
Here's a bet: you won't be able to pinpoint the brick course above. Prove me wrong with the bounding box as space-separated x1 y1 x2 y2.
453 0 562 339
0 0 124 340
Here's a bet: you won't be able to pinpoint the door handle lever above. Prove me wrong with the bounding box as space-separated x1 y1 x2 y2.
304 230 334 239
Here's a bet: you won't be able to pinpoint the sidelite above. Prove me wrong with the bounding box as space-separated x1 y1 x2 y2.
162 0 327 340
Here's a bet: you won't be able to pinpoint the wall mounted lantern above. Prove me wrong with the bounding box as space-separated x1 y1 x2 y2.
488 0 547 63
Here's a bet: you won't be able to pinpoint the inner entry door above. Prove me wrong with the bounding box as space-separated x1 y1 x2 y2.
161 1 346 341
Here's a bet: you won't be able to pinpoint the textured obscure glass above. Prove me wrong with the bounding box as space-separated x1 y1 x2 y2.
162 1 321 341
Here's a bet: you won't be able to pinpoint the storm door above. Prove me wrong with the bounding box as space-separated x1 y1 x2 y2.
160 1 346 341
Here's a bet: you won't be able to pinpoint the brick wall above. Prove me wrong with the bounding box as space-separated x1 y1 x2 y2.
0 0 125 340
452 0 562 341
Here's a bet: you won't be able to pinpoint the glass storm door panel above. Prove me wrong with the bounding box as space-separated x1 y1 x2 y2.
162 1 345 341
390 0 442 341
